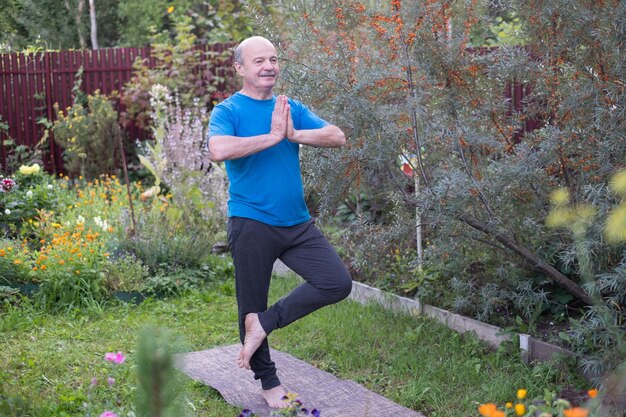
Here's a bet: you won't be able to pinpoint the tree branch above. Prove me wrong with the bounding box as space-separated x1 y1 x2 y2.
458 213 593 304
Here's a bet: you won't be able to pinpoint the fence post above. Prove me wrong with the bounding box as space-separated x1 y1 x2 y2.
43 51 57 174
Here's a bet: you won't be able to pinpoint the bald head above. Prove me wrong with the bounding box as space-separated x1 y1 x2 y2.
233 36 280 98
234 36 276 65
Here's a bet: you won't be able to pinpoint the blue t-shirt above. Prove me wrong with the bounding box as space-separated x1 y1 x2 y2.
208 92 328 226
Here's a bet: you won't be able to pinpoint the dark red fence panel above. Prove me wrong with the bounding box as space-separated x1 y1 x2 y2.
0 44 234 174
504 80 542 144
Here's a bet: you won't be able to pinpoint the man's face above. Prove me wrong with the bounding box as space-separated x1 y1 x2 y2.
235 39 279 93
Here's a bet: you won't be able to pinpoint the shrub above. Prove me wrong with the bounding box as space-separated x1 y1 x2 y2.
113 201 218 275
0 138 44 175
31 223 110 312
120 14 235 133
0 167 64 238
101 253 149 293
261 0 626 375
52 90 122 180
0 174 136 311
138 84 228 235
0 239 30 285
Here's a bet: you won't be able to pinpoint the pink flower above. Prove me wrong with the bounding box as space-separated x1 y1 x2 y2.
90 377 98 387
108 377 115 386
100 412 118 417
1 178 16 192
104 351 126 364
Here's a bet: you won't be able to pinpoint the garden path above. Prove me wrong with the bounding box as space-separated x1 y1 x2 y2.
176 344 425 417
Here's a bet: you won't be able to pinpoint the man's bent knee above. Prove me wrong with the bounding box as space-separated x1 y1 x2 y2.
333 272 352 302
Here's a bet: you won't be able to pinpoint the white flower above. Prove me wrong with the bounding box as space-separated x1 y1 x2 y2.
149 84 172 109
4 209 10 215
77 215 85 225
93 216 110 231
47 184 53 190
26 190 33 198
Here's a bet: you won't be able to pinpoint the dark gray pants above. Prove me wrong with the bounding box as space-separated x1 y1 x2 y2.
227 217 352 390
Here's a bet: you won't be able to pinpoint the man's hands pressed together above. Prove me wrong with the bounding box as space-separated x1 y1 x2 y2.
273 94 346 148
268 95 290 142
209 95 345 162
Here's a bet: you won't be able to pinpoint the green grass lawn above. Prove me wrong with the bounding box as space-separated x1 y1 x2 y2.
0 275 584 416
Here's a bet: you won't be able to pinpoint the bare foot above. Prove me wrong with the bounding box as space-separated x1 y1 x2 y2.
263 385 289 408
237 313 267 370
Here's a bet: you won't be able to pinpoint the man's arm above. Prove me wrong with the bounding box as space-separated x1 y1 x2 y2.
209 95 290 162
287 111 346 148
209 133 283 162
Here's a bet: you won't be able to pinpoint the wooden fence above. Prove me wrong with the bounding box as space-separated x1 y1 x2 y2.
1 45 538 174
506 82 540 143
0 44 233 173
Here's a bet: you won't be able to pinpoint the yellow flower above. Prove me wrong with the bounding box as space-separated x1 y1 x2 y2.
546 207 575 228
167 5 174 13
505 402 513 409
605 203 626 243
18 163 41 175
283 392 299 402
517 389 527 399
587 388 598 398
515 403 526 415
609 168 626 196
13 259 22 265
550 188 570 206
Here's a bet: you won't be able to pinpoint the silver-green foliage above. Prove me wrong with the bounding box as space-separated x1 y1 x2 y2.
261 0 625 373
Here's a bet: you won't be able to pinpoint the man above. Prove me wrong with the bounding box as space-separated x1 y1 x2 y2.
207 36 353 408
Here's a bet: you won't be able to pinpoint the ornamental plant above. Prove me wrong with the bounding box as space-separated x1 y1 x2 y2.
545 168 626 378
135 326 188 417
0 138 44 175
120 14 235 132
477 387 607 417
7 219 112 311
52 90 122 180
137 84 228 239
262 0 626 375
0 173 145 309
85 351 128 417
239 392 321 417
0 168 65 238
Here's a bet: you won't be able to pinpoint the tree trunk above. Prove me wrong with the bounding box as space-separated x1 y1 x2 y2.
458 214 594 305
65 0 86 49
89 0 98 49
